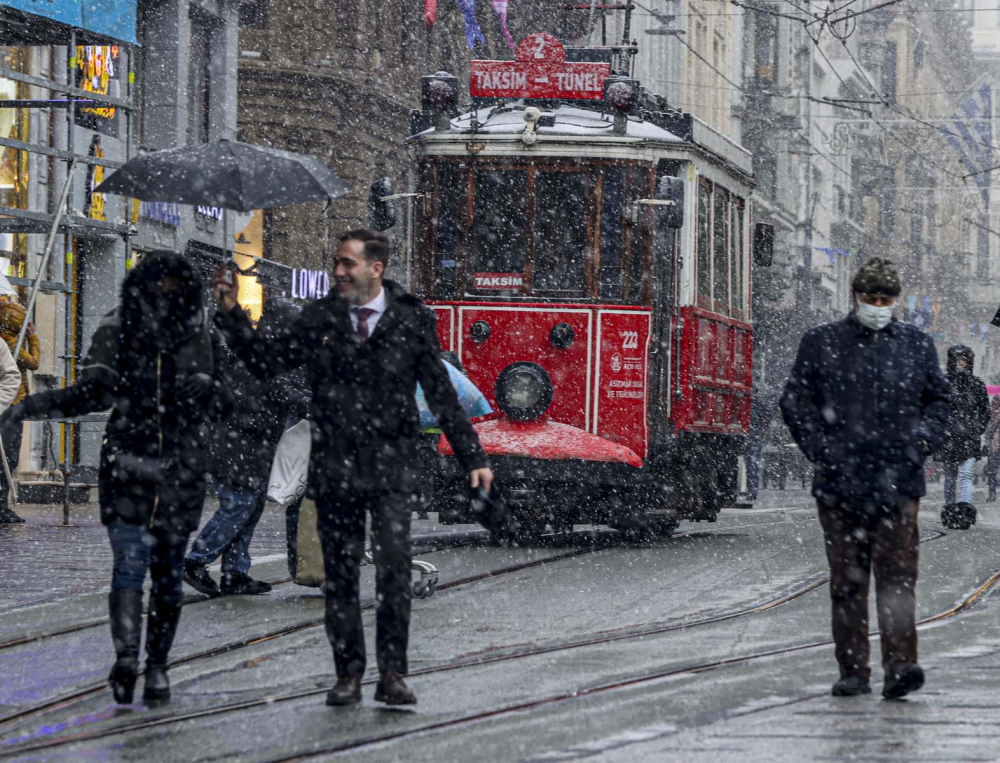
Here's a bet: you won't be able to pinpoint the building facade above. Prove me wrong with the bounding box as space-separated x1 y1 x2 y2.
0 0 241 480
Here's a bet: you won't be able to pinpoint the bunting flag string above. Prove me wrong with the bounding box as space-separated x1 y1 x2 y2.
425 0 437 26
456 0 487 49
488 0 515 53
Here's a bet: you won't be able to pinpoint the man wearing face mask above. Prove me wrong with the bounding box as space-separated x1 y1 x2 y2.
781 256 949 700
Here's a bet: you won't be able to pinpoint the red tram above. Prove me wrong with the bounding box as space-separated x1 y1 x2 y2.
390 35 772 540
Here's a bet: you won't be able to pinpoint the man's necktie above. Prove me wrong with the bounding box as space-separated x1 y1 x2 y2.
353 307 376 340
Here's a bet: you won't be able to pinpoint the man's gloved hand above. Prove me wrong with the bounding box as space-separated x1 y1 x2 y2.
177 373 213 400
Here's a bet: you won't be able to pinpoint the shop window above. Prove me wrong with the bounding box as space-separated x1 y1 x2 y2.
533 172 589 294
234 210 265 322
472 169 527 284
712 189 728 312
697 182 710 308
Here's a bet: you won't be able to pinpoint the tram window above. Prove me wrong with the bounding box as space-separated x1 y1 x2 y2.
731 199 745 317
712 190 729 311
533 171 589 294
697 183 711 308
599 167 625 299
472 169 527 282
434 164 466 299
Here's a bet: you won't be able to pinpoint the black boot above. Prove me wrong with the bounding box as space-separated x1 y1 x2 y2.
220 572 272 595
0 499 24 523
142 597 182 705
107 589 144 704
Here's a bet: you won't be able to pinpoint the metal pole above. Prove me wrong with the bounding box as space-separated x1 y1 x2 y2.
11 158 76 364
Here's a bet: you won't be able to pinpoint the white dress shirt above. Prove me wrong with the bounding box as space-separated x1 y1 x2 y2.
348 286 387 336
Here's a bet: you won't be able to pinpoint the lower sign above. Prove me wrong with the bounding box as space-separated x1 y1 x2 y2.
474 273 524 289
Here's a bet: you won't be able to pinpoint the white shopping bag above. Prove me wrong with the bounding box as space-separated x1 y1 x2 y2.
267 419 311 505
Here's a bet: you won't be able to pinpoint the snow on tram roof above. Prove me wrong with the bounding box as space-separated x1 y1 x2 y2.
443 104 684 142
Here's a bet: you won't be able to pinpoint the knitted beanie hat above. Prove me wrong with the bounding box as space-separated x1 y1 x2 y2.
852 257 901 297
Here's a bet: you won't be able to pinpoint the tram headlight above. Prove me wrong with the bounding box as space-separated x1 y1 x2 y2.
495 362 554 421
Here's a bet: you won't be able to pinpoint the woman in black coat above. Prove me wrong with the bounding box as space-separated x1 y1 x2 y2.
937 345 990 507
0 252 228 705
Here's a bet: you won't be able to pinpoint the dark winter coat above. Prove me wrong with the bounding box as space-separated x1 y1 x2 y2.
936 345 990 463
8 253 230 534
217 278 488 498
780 311 949 505
211 297 310 493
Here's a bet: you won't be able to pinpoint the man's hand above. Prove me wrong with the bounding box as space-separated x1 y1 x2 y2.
26 322 35 337
211 264 240 314
470 467 494 494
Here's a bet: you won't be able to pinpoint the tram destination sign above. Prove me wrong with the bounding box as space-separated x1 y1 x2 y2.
470 33 611 101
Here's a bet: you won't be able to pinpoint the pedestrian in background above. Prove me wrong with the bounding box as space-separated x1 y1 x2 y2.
0 328 28 523
212 229 493 707
0 252 230 705
781 257 948 699
937 346 989 516
0 298 39 524
984 396 1000 502
184 295 309 596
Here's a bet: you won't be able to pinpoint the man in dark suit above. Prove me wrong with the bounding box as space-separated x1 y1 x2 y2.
212 230 492 706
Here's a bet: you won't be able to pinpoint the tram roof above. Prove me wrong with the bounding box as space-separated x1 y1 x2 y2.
411 101 754 180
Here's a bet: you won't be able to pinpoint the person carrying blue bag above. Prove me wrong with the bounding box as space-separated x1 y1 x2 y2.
414 351 491 519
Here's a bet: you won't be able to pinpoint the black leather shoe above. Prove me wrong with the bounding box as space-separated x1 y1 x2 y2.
883 663 924 699
375 672 417 705
832 675 872 696
325 676 362 706
220 572 272 595
183 560 219 596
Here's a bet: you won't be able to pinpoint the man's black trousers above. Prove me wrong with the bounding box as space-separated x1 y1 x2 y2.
316 491 415 677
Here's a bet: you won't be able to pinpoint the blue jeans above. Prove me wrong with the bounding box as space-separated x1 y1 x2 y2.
187 483 267 575
107 520 189 606
944 458 976 505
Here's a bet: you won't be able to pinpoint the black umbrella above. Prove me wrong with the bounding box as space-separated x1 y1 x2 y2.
95 139 350 212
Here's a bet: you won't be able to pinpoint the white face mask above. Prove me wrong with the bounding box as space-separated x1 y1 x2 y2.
856 300 894 331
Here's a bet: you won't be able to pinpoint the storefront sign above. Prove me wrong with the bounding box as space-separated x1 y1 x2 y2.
140 201 181 227
85 135 106 221
291 268 330 299
3 0 137 44
195 205 224 221
474 272 523 289
470 34 610 101
75 45 121 136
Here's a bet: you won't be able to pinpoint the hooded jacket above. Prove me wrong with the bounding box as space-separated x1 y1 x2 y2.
8 252 230 533
217 278 487 498
0 302 40 404
781 311 950 505
937 345 990 463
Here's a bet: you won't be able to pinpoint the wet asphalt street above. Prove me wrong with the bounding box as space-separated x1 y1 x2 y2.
2 486 1000 762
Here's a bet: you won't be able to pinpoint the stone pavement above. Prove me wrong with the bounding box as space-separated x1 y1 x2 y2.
0 498 456 612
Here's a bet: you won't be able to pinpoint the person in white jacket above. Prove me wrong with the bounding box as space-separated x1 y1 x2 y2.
0 337 24 523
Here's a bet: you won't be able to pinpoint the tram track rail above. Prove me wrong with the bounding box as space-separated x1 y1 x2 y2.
0 515 827 754
0 542 603 733
0 523 924 758
0 530 500 652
